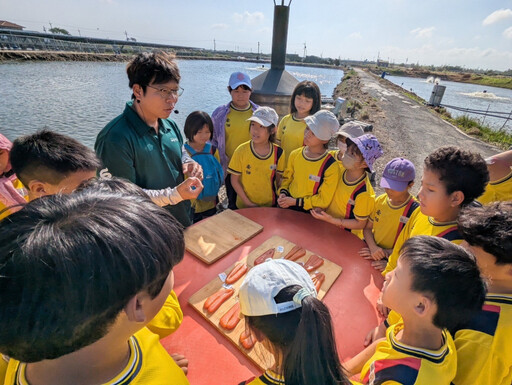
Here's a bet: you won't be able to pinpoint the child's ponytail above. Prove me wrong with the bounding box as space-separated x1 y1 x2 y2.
284 294 348 385
247 285 349 385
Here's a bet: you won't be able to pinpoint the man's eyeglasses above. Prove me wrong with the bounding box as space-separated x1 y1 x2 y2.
147 85 184 98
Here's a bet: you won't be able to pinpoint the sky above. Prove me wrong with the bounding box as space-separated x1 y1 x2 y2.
2 0 512 71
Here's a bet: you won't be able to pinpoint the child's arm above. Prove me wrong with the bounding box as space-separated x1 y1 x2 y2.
360 221 388 261
146 290 184 339
302 161 340 210
486 149 512 181
230 174 257 207
310 209 368 229
343 338 383 378
143 177 203 206
278 151 296 208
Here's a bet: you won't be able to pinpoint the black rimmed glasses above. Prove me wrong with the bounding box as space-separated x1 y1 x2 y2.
147 85 184 98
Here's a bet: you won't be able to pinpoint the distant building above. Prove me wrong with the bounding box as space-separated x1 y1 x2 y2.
0 21 24 30
377 59 389 67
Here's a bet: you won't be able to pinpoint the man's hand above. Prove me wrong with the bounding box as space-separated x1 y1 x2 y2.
182 161 203 180
171 353 189 375
176 177 203 201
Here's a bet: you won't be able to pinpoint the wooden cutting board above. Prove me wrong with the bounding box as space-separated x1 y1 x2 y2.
188 235 343 370
184 209 263 264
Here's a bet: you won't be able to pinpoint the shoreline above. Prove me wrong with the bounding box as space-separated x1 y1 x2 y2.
368 67 512 91
0 50 342 70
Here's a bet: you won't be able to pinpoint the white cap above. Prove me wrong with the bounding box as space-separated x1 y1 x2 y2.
239 259 317 316
247 106 279 127
304 110 339 141
335 121 365 140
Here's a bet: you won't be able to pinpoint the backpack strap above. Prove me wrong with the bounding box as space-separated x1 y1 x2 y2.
312 153 336 195
344 179 367 219
270 145 282 206
392 198 420 245
437 225 461 242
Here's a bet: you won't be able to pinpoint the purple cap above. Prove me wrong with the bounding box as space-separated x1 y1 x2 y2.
229 72 252 90
350 134 383 172
380 158 416 192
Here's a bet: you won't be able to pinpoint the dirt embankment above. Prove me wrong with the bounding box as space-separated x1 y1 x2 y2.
368 67 512 90
333 68 498 195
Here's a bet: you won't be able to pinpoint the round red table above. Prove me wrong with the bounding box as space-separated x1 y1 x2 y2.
162 207 384 384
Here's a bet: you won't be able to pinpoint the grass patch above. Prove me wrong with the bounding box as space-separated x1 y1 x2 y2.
443 115 512 149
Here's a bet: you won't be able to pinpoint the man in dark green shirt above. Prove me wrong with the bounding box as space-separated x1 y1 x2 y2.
95 52 202 227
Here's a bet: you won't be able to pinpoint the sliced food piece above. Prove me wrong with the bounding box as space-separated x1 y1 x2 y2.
254 248 275 266
240 329 256 349
284 245 306 261
304 254 324 272
310 272 326 293
219 302 241 330
225 263 248 284
203 287 235 313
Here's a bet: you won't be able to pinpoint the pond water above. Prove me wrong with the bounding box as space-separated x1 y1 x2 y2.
386 75 512 132
0 60 344 147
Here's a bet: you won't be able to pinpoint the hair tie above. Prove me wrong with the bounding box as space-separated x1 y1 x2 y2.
292 287 314 306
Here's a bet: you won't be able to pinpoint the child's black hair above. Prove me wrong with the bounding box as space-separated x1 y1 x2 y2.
423 146 489 205
246 285 351 385
290 81 321 115
458 201 512 265
0 190 184 363
9 129 100 187
399 235 486 333
126 51 181 99
184 111 214 142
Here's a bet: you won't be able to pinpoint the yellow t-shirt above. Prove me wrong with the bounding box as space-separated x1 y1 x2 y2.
279 147 340 211
225 104 253 159
0 327 189 385
453 293 512 385
241 370 284 385
0 177 29 221
477 168 512 204
228 141 285 208
326 170 375 239
146 290 183 339
360 322 457 385
276 114 307 164
369 194 420 250
383 213 463 276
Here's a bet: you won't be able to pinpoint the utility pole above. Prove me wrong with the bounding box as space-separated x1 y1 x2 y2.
124 31 128 41
49 21 53 30
257 41 260 60
78 29 81 37
303 42 307 61
213 38 216 52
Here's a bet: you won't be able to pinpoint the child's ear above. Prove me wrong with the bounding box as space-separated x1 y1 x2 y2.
414 295 434 318
27 180 48 198
449 190 465 207
124 293 148 323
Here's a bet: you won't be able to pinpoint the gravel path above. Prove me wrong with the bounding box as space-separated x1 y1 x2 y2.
337 69 499 195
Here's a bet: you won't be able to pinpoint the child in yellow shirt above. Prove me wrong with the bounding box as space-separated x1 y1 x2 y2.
276 80 321 163
452 202 512 385
360 158 420 272
0 189 189 385
311 134 383 235
478 149 512 204
277 110 340 212
345 236 486 385
228 106 285 208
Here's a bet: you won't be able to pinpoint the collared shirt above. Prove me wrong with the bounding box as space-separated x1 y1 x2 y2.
95 101 191 227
